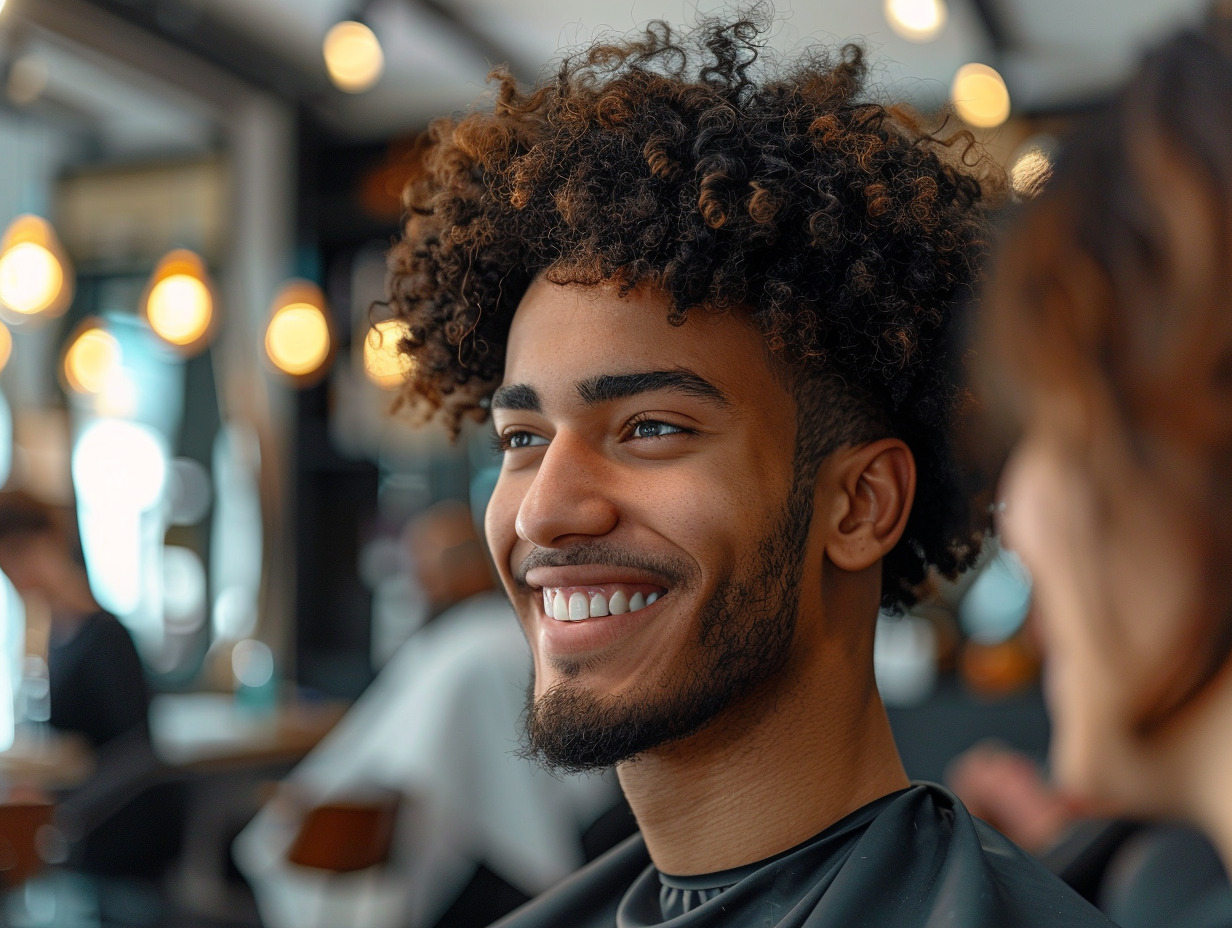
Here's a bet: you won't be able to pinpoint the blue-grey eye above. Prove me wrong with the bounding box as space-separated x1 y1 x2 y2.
508 431 545 449
634 421 684 438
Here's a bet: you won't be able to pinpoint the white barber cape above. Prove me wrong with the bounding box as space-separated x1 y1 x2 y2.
234 592 619 928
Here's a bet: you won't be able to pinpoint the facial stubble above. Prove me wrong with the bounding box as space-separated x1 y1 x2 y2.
522 473 815 773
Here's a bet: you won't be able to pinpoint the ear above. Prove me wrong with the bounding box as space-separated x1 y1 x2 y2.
823 438 916 573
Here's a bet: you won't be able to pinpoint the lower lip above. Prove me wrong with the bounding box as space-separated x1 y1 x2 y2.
534 596 667 656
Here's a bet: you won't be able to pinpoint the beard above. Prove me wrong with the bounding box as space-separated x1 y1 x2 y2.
520 473 814 774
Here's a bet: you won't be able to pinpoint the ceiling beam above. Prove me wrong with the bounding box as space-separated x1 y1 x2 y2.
20 0 331 101
400 0 536 82
967 0 1014 55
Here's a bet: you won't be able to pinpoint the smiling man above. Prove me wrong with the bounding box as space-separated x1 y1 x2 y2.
385 16 1110 928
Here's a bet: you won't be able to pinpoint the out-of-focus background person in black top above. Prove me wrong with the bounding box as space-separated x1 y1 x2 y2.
0 490 184 917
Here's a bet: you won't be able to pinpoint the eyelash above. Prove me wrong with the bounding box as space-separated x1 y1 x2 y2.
622 413 692 441
491 415 693 455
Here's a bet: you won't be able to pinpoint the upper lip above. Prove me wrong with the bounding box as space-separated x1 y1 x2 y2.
524 565 671 589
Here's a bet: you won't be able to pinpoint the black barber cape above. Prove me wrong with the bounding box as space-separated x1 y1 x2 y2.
492 784 1114 928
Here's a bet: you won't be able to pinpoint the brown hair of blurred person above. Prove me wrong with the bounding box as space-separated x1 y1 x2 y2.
0 491 99 623
982 20 1232 863
404 500 496 615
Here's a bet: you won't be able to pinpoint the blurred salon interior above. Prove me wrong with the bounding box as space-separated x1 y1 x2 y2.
0 0 1219 925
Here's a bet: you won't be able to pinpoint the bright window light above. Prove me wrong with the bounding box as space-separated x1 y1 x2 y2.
73 419 168 512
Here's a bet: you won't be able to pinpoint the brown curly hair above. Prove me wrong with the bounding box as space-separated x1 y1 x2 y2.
983 22 1232 731
386 15 1003 607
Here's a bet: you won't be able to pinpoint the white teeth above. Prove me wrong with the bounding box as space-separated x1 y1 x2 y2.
568 592 588 621
543 587 663 620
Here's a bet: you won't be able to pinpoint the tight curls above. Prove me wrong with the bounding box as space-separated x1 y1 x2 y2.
386 15 1002 607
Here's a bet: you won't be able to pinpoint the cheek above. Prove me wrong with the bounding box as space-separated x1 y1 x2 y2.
484 473 522 580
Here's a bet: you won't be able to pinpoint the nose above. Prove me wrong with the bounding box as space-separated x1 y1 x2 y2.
515 432 620 547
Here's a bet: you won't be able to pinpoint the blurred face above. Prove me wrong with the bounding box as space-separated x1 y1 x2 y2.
998 402 1207 809
485 278 815 772
0 534 55 594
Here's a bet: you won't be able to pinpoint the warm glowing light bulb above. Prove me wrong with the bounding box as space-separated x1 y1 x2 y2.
324 20 384 93
363 319 412 389
884 0 947 42
0 242 63 316
0 215 72 319
143 250 215 354
266 303 331 377
0 321 12 374
951 63 1011 128
64 324 121 395
148 274 212 346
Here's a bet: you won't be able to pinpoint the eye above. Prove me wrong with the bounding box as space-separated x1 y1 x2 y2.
494 430 549 453
629 419 688 440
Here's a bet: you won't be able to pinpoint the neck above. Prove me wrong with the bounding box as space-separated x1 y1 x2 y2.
1162 663 1232 874
617 621 907 875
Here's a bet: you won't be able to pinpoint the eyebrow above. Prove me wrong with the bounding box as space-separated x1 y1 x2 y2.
490 383 542 411
576 370 730 408
490 369 731 414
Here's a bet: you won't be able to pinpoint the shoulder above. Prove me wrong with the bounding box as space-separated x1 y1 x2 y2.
490 833 649 928
853 783 1116 927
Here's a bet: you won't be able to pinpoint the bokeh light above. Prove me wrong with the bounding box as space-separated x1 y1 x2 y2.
63 321 121 395
323 21 384 93
232 638 275 689
144 250 214 353
0 216 72 318
0 321 12 374
363 318 413 389
73 419 168 512
265 281 333 381
7 54 49 106
168 456 212 526
951 63 1011 128
163 545 207 631
884 0 947 42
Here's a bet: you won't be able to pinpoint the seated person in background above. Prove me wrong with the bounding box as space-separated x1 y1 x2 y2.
234 501 624 928
980 15 1232 928
0 491 182 887
383 14 1111 926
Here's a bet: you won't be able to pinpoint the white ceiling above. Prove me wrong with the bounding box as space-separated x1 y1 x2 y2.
209 0 1212 138
5 0 1217 145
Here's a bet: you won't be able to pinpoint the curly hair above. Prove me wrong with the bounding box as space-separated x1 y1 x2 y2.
386 15 1003 608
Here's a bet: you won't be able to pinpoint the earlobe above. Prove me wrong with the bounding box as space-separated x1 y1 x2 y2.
824 438 916 573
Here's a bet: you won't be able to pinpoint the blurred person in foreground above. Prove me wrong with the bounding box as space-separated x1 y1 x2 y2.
981 16 1232 927
0 491 182 909
384 13 1111 927
234 500 621 928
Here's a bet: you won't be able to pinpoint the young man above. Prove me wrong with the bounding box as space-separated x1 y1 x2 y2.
385 17 1111 927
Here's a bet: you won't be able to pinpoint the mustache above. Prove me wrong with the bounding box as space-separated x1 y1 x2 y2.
513 543 691 590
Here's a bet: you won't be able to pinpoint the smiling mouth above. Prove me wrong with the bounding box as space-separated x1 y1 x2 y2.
540 585 667 622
